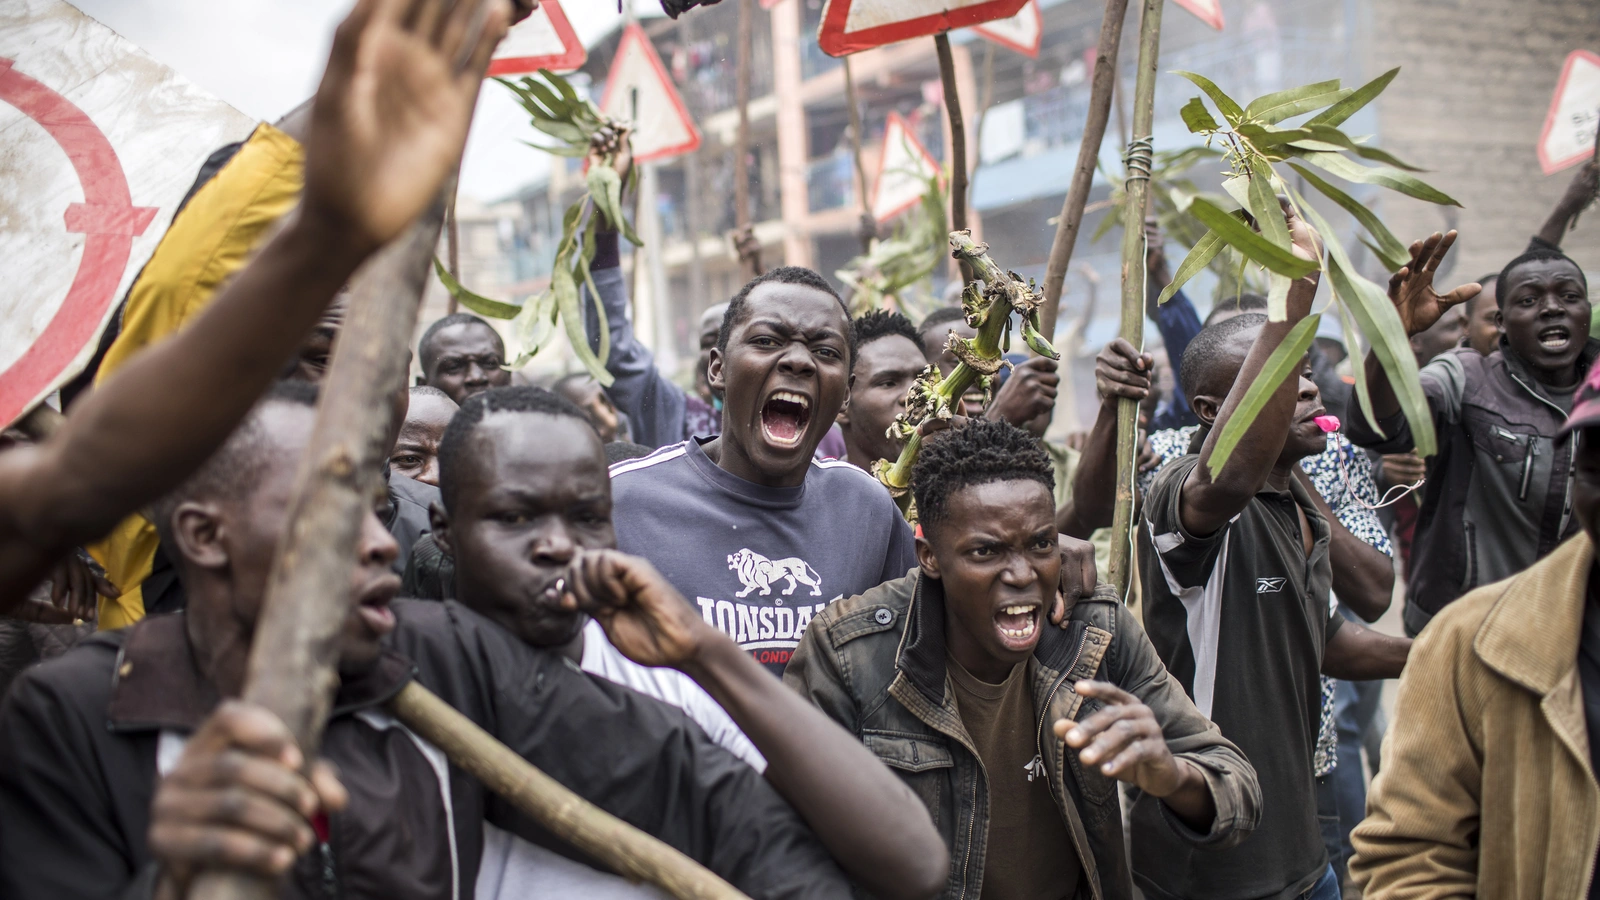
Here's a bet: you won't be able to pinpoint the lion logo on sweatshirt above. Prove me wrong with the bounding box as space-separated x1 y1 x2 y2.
728 548 823 599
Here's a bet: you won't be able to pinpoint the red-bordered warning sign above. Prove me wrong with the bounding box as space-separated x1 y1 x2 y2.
818 0 1029 58
871 112 943 222
599 23 701 164
1538 50 1600 175
972 0 1041 58
1173 0 1225 31
488 0 586 76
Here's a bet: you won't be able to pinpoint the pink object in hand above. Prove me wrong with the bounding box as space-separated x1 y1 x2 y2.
1313 415 1341 433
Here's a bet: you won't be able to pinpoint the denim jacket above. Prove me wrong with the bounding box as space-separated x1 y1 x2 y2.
785 571 1261 900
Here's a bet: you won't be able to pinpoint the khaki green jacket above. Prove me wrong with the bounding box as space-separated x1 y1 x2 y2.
1351 532 1600 898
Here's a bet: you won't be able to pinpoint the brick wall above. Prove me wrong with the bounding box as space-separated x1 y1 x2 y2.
1368 0 1599 283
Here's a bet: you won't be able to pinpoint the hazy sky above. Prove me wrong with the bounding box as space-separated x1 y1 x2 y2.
69 0 656 201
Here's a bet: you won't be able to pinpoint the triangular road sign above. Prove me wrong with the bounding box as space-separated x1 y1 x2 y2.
872 112 942 222
599 24 701 164
1539 50 1600 175
1172 0 1225 31
488 0 586 76
0 0 253 427
972 0 1042 58
818 0 1029 58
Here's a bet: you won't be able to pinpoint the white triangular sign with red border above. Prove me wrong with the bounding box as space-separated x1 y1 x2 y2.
872 112 942 223
1539 50 1600 175
818 0 1029 57
488 0 586 76
972 0 1042 58
1172 0 1224 31
599 24 701 164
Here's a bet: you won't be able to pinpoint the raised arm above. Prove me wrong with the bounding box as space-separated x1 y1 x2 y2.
563 549 947 900
1180 206 1322 535
1534 158 1599 248
1060 339 1153 537
0 0 508 607
1351 231 1479 441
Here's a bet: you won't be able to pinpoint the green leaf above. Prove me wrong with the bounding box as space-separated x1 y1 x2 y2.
542 68 582 107
1188 198 1319 279
1333 295 1384 435
525 77 571 121
433 258 522 319
1221 174 1252 210
1172 71 1245 124
1206 313 1322 477
1293 189 1436 456
1287 162 1410 271
1297 152 1461 207
1247 157 1290 250
1266 273 1291 321
1236 124 1314 149
1180 96 1220 134
577 209 609 368
1287 124 1422 171
1307 67 1399 128
1158 229 1225 304
520 140 587 157
1242 79 1348 125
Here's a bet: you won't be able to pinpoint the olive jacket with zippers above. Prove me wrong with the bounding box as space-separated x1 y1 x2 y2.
1345 338 1600 635
784 570 1262 900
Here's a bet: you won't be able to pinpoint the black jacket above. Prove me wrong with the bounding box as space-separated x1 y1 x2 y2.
0 599 850 900
785 572 1260 900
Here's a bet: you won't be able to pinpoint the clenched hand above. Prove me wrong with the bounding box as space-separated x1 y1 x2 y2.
559 549 712 670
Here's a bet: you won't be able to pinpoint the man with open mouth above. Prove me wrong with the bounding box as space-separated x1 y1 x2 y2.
1346 234 1595 635
787 418 1263 900
609 266 918 676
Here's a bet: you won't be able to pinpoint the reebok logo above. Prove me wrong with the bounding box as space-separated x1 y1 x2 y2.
1256 577 1287 594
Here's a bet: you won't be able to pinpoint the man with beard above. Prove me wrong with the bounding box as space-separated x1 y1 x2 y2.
609 267 917 675
1345 233 1593 635
428 385 946 900
0 382 857 900
416 313 512 406
835 310 926 473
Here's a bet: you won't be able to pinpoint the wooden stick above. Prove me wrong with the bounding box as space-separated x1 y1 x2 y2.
445 191 461 315
843 56 875 254
733 0 762 277
934 33 972 284
389 682 751 900
1106 0 1163 596
1037 0 1130 340
187 192 448 900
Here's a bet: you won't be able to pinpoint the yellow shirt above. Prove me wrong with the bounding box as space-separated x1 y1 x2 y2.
88 123 304 628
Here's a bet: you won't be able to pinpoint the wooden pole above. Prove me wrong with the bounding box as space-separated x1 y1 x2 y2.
187 192 449 900
733 0 763 277
1036 0 1130 341
389 682 751 900
843 57 875 255
934 32 972 284
1106 0 1163 596
445 192 461 315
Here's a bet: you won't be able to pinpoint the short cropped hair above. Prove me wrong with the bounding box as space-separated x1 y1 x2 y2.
150 380 320 547
912 418 1054 528
436 386 592 511
715 267 854 361
1203 292 1269 326
418 313 504 370
1496 248 1587 308
409 384 454 402
1179 313 1268 404
852 310 921 371
917 306 968 343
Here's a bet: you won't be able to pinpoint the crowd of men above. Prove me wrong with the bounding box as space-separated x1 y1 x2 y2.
0 1 1598 899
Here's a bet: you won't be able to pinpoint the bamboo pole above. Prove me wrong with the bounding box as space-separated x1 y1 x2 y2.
843 57 875 255
733 0 762 277
1036 0 1130 341
389 682 751 900
187 192 449 900
1106 0 1163 596
933 33 972 284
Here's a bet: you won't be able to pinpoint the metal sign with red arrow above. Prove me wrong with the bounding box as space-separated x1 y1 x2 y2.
1539 49 1600 175
818 0 1029 58
599 23 702 164
488 0 586 76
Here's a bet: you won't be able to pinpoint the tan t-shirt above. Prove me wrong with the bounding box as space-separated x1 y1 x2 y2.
948 657 1082 900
